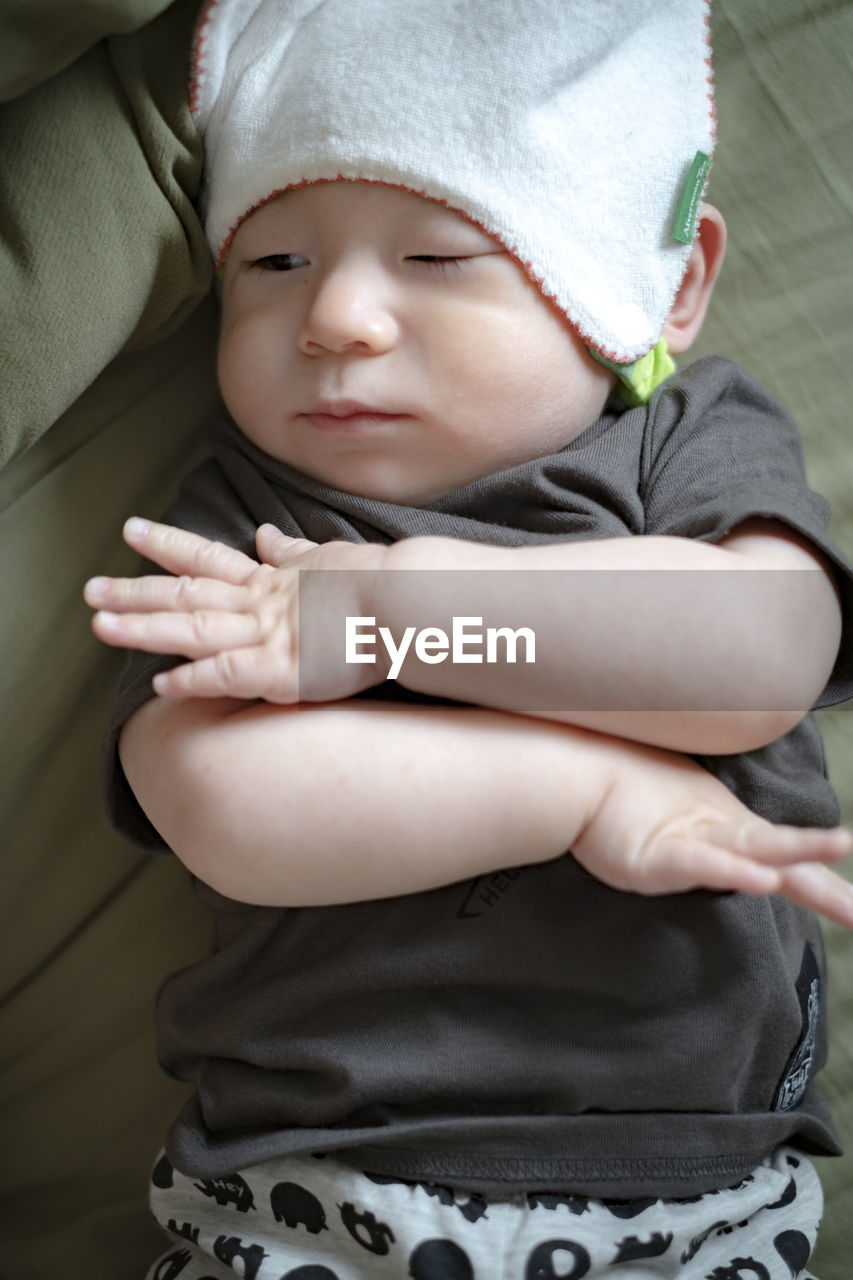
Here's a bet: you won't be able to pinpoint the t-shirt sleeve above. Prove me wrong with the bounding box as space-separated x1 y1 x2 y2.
640 356 853 708
102 651 179 850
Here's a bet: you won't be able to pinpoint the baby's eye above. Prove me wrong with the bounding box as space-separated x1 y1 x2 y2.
407 255 470 272
253 253 309 272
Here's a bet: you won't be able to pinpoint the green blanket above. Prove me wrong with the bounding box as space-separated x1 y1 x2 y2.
0 0 210 469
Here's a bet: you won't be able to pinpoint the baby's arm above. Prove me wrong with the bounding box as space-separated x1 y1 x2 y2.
88 515 842 755
375 517 843 753
118 690 853 922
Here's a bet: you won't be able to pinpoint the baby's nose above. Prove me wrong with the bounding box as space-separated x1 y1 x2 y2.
298 264 399 356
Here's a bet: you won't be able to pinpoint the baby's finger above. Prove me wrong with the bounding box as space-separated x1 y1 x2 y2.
775 863 853 930
643 839 782 897
705 821 853 867
256 523 319 567
85 573 249 615
152 646 298 701
122 518 259 585
91 607 264 658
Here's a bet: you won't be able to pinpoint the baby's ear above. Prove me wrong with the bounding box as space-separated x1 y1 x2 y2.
661 204 727 355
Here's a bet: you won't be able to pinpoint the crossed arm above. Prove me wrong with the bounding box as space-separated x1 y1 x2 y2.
85 516 853 923
92 514 843 752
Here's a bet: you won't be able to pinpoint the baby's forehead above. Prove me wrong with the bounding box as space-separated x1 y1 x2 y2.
241 180 499 245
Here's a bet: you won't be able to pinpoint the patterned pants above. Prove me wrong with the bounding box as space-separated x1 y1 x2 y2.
144 1144 821 1280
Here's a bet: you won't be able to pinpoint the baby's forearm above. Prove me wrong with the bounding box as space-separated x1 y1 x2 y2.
371 522 842 752
119 696 613 906
90 517 842 757
118 693 853 924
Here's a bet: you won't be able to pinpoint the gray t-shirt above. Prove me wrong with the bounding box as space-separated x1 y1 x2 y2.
106 357 853 1198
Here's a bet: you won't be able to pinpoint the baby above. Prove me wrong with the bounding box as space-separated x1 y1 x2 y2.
86 1 853 1276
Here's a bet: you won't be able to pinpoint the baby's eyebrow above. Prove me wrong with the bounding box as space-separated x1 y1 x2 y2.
410 214 498 245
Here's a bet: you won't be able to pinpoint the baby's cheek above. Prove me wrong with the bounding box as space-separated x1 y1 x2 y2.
218 325 277 414
433 322 525 406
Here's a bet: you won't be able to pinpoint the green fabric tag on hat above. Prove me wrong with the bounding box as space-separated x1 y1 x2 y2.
672 150 711 244
589 337 675 407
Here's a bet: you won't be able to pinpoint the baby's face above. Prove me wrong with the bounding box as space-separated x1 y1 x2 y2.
218 182 616 505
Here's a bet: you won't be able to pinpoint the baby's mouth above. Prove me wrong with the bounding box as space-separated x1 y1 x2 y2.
301 399 411 432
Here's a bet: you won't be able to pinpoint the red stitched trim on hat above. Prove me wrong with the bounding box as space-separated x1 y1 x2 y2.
215 176 633 365
189 0 219 118
702 1 718 149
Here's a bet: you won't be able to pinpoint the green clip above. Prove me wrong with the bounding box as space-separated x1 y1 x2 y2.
672 150 711 245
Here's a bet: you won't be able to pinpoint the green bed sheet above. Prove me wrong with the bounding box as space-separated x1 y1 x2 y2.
1 1 851 1274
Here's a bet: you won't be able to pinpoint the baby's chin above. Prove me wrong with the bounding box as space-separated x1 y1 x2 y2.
293 452 495 507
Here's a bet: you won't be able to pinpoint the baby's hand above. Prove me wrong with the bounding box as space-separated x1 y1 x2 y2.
571 742 853 928
84 518 387 702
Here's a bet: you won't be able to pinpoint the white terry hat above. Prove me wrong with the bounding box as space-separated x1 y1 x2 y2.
190 0 715 365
